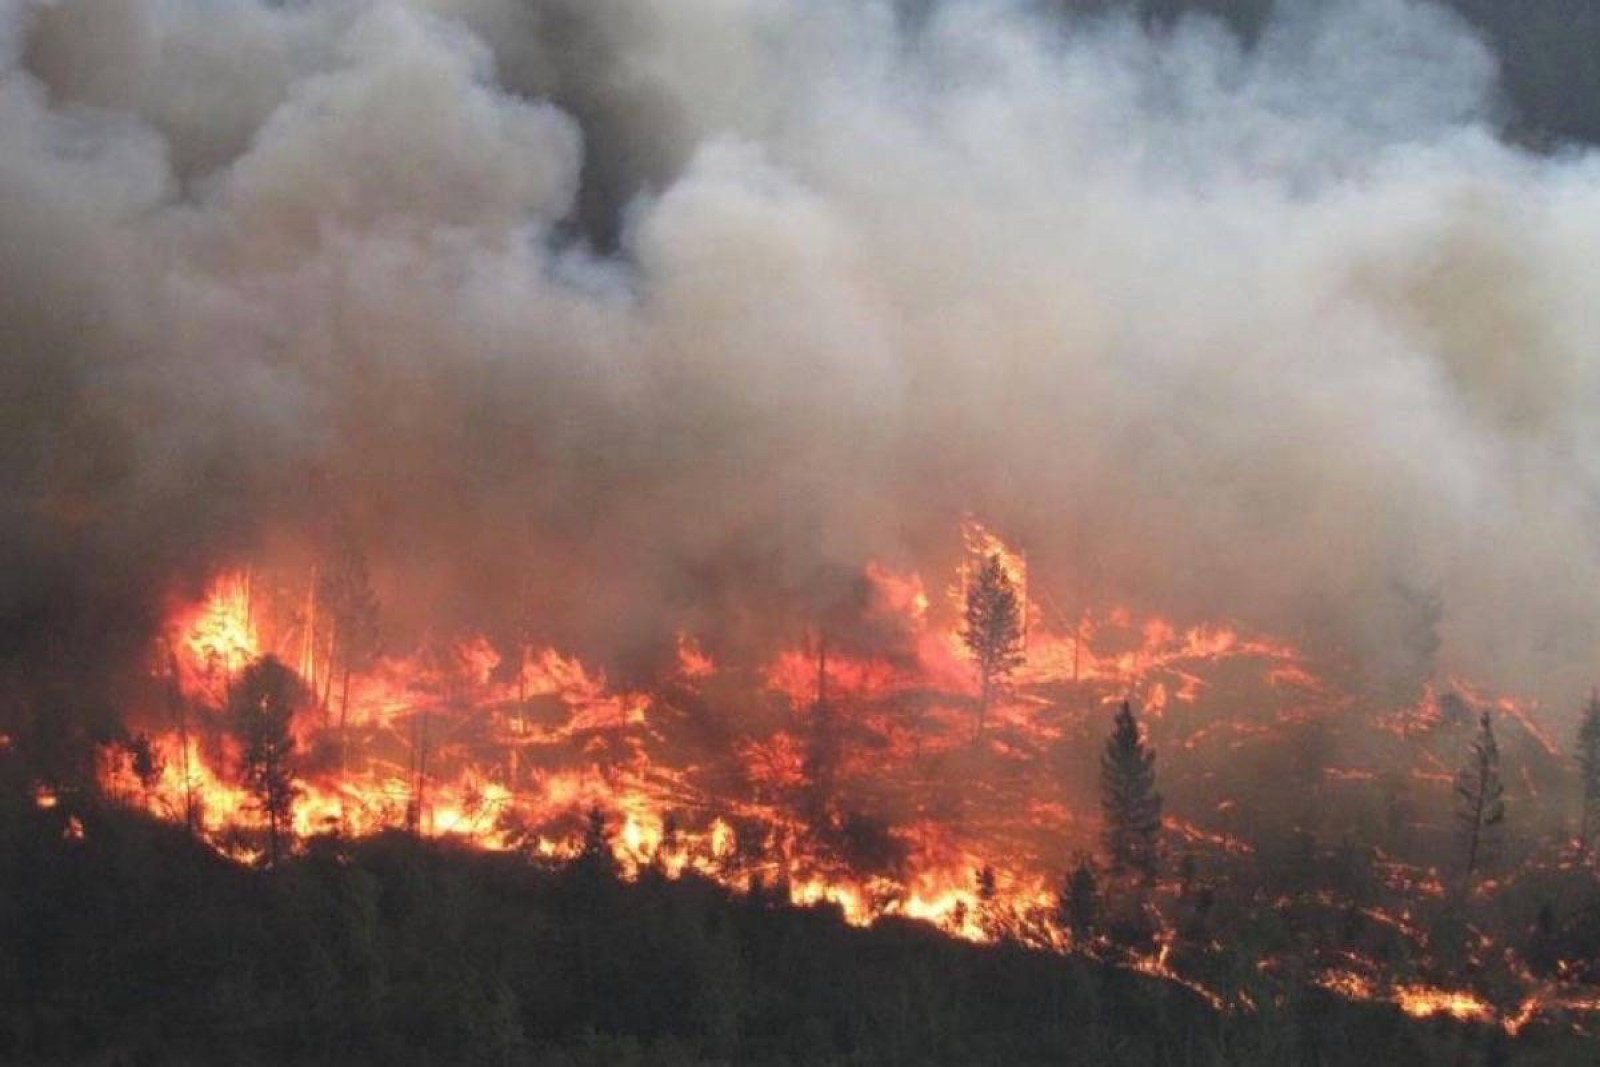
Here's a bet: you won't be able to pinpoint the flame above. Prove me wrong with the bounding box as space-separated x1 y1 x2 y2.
90 522 1590 1037
1395 985 1496 1023
178 570 259 679
676 633 715 680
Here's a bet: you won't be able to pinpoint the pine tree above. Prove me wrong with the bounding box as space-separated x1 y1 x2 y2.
230 655 303 867
961 553 1025 743
1061 855 1100 944
577 804 616 879
975 863 997 903
974 864 1002 940
1577 692 1600 856
1455 709 1506 886
1101 700 1162 883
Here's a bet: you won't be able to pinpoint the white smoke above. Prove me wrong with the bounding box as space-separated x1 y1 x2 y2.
5 0 1600 717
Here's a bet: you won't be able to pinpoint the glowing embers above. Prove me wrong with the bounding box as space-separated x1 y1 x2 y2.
1395 984 1496 1023
1315 967 1494 1025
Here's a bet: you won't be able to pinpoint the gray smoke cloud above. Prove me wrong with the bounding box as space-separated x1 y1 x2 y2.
4 0 1600 718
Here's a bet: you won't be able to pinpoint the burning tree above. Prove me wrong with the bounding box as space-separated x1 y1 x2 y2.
1578 692 1600 857
1455 709 1506 886
961 552 1025 743
1101 700 1162 883
230 656 303 867
317 535 380 739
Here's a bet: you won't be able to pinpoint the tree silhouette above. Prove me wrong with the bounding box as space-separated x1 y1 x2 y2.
1061 855 1100 945
318 535 379 753
1526 902 1561 978
230 655 303 867
125 732 163 795
1578 692 1600 857
961 553 1025 743
1101 700 1162 883
1455 709 1506 886
975 863 997 903
974 863 1003 940
577 804 617 881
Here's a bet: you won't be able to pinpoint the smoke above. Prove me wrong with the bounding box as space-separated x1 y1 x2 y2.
4 0 1600 716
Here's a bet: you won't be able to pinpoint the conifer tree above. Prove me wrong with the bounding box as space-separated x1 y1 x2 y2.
577 804 616 879
1061 855 1100 944
974 864 1002 940
1455 709 1506 885
1577 692 1600 856
1100 700 1162 883
975 863 998 903
961 553 1025 743
230 655 302 867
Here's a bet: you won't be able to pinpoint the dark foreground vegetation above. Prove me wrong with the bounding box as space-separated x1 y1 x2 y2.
0 792 1592 1066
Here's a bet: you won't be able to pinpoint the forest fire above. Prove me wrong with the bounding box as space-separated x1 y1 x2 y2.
12 0 1600 1060
68 521 1600 1039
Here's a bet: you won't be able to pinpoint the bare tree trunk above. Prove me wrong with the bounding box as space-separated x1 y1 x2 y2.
976 671 990 745
1463 763 1488 887
302 568 319 707
320 637 336 720
165 648 199 836
1464 814 1480 884
266 753 280 868
412 711 430 837
338 665 352 762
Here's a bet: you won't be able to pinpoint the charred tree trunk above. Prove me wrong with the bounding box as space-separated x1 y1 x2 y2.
338 665 352 760
320 641 336 721
975 672 990 745
266 748 281 868
1456 710 1505 890
1464 796 1483 881
1463 757 1490 883
165 648 199 836
410 710 430 836
804 631 838 824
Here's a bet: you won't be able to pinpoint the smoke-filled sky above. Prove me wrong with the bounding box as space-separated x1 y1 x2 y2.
4 0 1600 715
